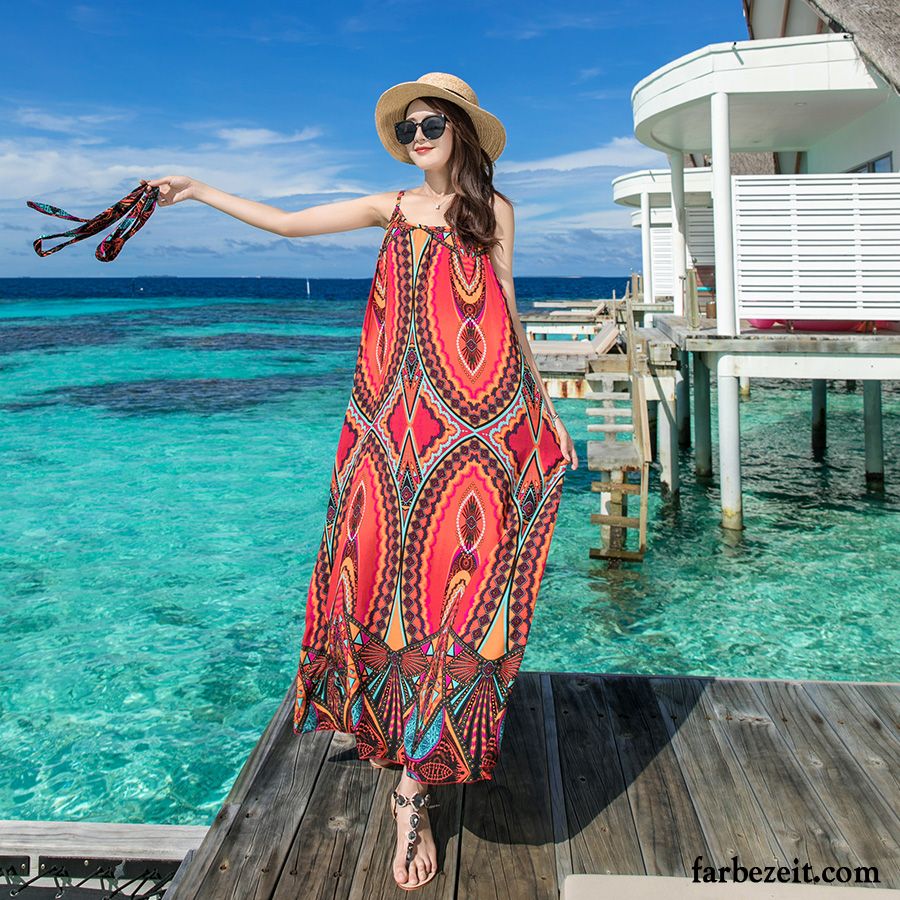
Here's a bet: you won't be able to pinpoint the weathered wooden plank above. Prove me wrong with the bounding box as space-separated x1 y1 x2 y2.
530 323 620 357
849 682 900 734
551 673 645 876
532 300 609 308
649 676 783 867
166 848 196 896
587 441 642 470
344 740 463 900
803 681 900 806
587 357 631 374
654 314 900 354
270 731 381 899
702 678 865 875
168 683 332 899
602 675 712 877
0 820 207 860
346 764 461 899
541 672 573 889
590 513 641 528
750 678 900 885
165 672 900 899
345 707 469 900
457 671 559 899
590 480 642 494
534 357 590 376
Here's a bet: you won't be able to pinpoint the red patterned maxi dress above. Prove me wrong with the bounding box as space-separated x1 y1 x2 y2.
293 189 568 785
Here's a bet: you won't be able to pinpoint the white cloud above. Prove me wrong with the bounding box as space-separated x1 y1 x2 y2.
574 66 604 82
485 11 616 40
14 106 132 134
499 136 668 173
0 124 366 202
575 87 632 101
215 126 324 149
4 102 648 276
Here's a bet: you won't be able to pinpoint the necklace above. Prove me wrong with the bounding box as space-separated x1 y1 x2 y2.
421 185 454 210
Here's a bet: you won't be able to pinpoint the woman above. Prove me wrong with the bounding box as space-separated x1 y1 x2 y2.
148 71 577 892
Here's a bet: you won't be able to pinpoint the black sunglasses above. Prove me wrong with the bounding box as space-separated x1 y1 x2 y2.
394 113 448 145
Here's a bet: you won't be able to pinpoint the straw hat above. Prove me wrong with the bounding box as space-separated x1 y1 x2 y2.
374 72 506 165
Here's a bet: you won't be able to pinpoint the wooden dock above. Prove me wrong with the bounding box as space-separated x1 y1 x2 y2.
647 314 900 529
167 671 900 898
654 316 900 355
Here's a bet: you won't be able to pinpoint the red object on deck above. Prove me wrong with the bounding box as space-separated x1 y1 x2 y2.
746 318 892 332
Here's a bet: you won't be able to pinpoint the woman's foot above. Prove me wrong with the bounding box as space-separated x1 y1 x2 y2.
390 769 438 889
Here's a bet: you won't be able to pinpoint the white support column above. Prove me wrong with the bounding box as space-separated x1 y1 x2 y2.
717 371 742 530
711 92 737 338
694 352 712 477
739 375 751 397
656 375 680 496
668 151 687 318
711 91 742 530
864 380 884 484
670 153 692 448
640 190 652 304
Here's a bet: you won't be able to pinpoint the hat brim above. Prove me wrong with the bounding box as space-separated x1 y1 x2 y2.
375 82 506 165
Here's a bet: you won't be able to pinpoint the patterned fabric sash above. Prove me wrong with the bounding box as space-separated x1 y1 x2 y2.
26 181 159 262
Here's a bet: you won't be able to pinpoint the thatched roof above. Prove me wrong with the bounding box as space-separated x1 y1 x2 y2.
730 152 777 175
803 0 900 92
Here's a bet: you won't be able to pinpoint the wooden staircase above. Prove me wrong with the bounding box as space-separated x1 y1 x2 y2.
586 291 651 562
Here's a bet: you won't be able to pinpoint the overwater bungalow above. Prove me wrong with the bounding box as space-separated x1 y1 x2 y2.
612 0 900 530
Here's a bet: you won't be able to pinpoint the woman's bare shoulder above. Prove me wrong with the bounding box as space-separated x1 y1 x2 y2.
492 191 513 214
372 188 405 228
492 193 514 236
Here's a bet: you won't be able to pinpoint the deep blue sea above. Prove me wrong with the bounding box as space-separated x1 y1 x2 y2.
1 276 896 826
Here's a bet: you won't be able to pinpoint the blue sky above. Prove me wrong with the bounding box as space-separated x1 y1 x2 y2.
4 1 748 278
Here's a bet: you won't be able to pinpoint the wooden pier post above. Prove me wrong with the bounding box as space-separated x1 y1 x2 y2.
739 375 751 397
677 349 691 447
812 378 827 455
604 468 626 553
864 379 884 484
693 354 712 477
648 399 658 463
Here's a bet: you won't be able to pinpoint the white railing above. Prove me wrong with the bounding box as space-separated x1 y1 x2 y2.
649 208 714 301
732 173 900 321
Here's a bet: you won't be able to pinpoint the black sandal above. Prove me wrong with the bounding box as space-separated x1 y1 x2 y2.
389 787 439 890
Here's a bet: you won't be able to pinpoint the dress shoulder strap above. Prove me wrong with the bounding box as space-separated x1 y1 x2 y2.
392 189 405 215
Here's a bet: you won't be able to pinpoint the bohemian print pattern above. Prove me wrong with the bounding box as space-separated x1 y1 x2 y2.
293 189 568 784
26 181 159 261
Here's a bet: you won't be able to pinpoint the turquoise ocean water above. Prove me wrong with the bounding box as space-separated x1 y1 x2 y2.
1 277 897 826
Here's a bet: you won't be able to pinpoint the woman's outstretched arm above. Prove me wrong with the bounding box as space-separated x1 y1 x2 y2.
144 176 390 237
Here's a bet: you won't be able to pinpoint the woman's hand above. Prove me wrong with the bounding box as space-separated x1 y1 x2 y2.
556 421 578 469
143 175 200 207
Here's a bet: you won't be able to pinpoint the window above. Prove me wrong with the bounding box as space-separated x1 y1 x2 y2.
846 152 893 173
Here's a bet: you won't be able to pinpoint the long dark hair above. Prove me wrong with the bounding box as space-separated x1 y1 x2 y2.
405 95 513 254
